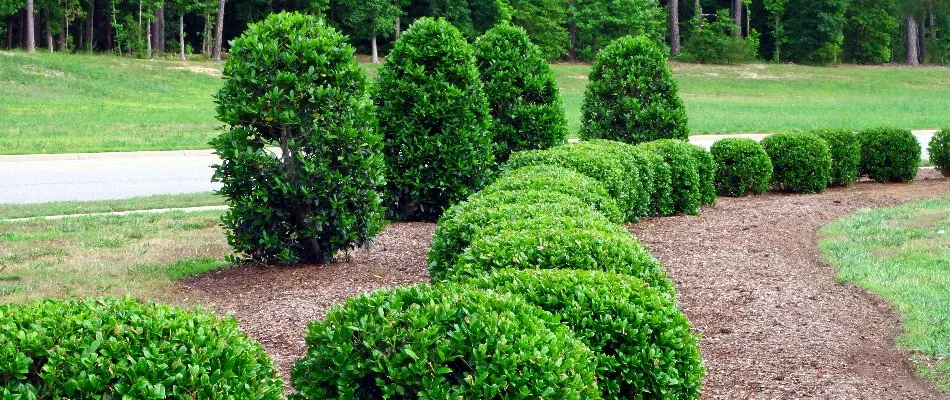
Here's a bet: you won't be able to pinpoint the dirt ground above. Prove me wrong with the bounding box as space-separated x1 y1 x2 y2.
181 170 949 398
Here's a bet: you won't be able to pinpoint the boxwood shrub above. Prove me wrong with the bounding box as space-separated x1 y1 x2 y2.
688 143 717 205
375 18 495 221
930 129 950 177
809 128 861 186
858 127 921 183
580 139 655 220
710 138 772 197
0 297 283 399
290 283 600 399
473 24 568 161
761 133 832 193
637 149 675 216
636 139 701 215
580 35 689 144
466 269 704 399
481 165 624 223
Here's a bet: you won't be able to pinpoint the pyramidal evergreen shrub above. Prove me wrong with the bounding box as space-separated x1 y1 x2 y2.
474 24 568 161
580 35 689 145
375 17 495 222
858 127 921 183
212 12 386 264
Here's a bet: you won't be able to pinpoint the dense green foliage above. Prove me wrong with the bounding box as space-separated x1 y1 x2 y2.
637 149 675 216
0 297 283 398
681 9 760 64
212 12 385 264
930 129 950 177
761 133 832 193
779 0 849 64
710 138 772 196
473 24 567 162
574 139 653 220
375 18 494 222
290 283 600 399
688 143 717 205
428 0 508 40
637 139 701 215
810 128 861 186
572 0 666 60
580 35 689 145
858 127 921 183
841 0 899 64
466 269 704 399
507 0 568 59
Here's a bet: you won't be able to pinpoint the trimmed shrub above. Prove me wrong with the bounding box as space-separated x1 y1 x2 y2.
761 133 832 193
636 140 701 215
466 269 704 399
212 12 385 264
688 143 717 205
638 150 675 216
710 138 772 196
580 139 656 219
428 190 610 278
858 127 921 183
473 24 568 162
0 297 283 399
290 284 600 399
930 129 950 177
375 18 495 222
580 35 689 145
482 165 624 223
810 129 861 187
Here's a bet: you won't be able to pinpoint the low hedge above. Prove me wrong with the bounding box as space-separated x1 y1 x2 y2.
428 190 610 279
580 139 659 219
688 143 717 205
761 133 832 193
0 297 283 399
930 129 950 177
482 165 624 223
858 127 921 183
638 150 675 216
710 138 772 197
636 139 702 215
290 283 600 399
809 129 861 187
466 269 704 399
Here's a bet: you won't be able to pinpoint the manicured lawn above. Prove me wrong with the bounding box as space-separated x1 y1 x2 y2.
0 192 223 220
819 196 950 392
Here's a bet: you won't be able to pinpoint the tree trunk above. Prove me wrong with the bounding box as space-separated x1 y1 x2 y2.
371 33 378 63
26 0 35 52
45 13 53 51
733 0 742 37
917 17 926 64
669 0 680 55
568 0 577 60
146 19 152 57
58 29 65 51
179 14 185 60
156 6 164 55
85 0 93 51
212 0 224 60
202 12 209 53
5 16 12 49
906 17 919 65
395 15 400 38
930 10 936 41
694 0 701 22
774 16 781 61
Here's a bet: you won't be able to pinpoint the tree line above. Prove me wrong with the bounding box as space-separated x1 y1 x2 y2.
1 0 947 64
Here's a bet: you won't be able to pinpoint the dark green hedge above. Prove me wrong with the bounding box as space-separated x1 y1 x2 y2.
688 143 717 205
858 127 921 183
0 298 283 399
710 138 772 196
290 284 600 399
481 165 624 223
761 133 832 193
572 140 652 220
636 140 701 215
930 129 950 177
809 128 861 187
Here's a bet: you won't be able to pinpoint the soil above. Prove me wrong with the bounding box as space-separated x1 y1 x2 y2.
180 170 950 397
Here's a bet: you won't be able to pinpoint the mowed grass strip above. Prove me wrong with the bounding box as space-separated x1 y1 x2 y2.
819 196 950 392
0 210 229 303
0 192 224 220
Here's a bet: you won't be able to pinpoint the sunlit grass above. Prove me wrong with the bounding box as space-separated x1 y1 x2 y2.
0 192 223 220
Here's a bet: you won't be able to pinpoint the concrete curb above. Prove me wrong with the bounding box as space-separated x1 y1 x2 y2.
1 205 228 223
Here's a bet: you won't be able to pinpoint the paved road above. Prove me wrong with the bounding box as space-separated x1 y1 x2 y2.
0 131 939 204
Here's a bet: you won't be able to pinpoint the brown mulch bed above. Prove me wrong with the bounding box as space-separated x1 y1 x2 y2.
180 170 949 397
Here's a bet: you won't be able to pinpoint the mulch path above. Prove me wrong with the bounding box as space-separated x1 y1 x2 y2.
180 170 949 397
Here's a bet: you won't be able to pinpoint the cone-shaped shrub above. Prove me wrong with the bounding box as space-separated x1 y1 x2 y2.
466 269 704 399
474 24 568 162
290 284 600 399
930 129 950 177
1 297 284 399
375 18 495 222
809 129 860 186
213 12 385 264
482 165 624 223
636 139 701 215
858 127 921 183
711 138 772 196
761 133 832 193
580 35 689 145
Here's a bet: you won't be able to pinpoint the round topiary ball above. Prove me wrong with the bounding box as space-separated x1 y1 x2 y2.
761 133 832 193
0 297 283 399
481 165 624 223
375 17 495 222
474 24 568 162
858 127 921 183
466 269 704 399
809 128 861 187
688 143 718 205
580 35 689 145
930 129 950 177
636 139 702 215
710 138 772 197
290 283 601 399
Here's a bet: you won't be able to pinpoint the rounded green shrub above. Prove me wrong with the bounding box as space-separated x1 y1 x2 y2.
0 297 283 399
580 35 689 145
428 189 610 278
212 12 385 264
710 138 772 197
809 128 860 186
636 139 701 215
930 129 950 177
375 17 495 221
473 24 568 162
466 269 704 399
761 133 832 193
580 139 655 220
482 165 624 223
858 127 921 183
688 143 717 205
290 283 600 399
637 149 674 216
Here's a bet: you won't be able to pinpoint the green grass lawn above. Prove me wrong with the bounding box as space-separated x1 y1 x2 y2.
819 197 950 392
2 50 948 154
0 192 223 220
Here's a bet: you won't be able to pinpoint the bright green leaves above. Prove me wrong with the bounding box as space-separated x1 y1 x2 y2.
858 127 921 183
711 138 773 197
761 132 833 193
